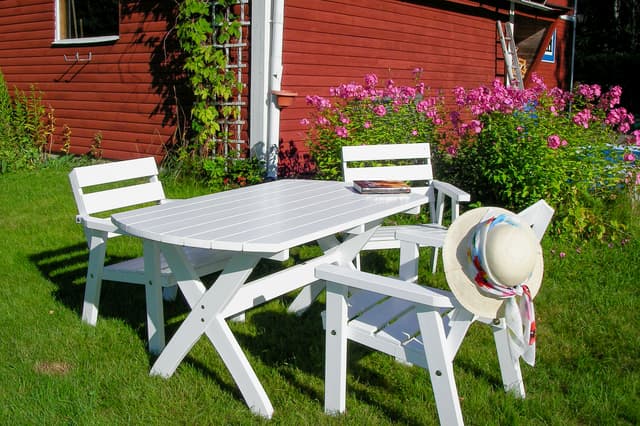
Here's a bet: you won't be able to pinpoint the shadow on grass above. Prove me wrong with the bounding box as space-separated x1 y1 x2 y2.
28 243 161 344
232 301 448 424
29 242 503 423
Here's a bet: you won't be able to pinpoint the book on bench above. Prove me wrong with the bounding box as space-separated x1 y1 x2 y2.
353 180 411 194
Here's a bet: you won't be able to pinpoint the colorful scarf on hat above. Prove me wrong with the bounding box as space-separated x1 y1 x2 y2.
470 214 537 366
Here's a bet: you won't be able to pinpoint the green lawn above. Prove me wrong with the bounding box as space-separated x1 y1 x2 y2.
1 162 638 425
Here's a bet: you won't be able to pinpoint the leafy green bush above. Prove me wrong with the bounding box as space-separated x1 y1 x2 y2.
302 69 444 180
436 75 639 241
203 154 265 192
0 69 53 173
303 72 639 242
163 149 265 193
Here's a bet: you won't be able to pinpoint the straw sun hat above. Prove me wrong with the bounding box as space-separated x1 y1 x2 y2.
443 207 543 364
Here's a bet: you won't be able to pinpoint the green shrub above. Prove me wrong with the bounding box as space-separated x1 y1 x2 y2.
303 72 639 242
435 75 639 242
0 69 53 173
163 149 265 193
202 154 265 192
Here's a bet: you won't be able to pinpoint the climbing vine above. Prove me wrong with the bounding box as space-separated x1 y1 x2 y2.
176 0 243 155
169 0 264 189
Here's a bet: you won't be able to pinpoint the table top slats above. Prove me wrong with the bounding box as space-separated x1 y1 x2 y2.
112 180 426 253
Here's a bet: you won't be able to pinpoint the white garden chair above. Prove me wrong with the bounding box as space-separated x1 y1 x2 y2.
69 157 231 354
315 200 554 425
288 143 469 314
342 143 470 280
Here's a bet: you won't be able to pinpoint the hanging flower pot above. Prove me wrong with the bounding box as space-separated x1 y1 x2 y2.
272 90 298 109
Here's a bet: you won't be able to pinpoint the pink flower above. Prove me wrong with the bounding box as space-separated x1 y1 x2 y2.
373 104 387 117
364 73 378 89
299 118 310 126
363 121 372 129
469 120 483 134
547 134 561 149
411 129 418 136
305 95 332 110
340 115 350 124
559 252 566 259
623 152 636 162
335 126 348 138
573 109 592 128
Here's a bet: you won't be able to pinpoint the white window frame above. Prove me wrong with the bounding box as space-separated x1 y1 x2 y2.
53 0 120 45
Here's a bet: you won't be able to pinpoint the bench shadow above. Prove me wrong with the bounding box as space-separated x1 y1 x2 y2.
231 300 441 424
30 243 501 422
28 243 196 345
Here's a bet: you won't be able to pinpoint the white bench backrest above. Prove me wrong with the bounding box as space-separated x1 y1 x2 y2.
342 143 433 186
69 157 166 218
517 199 555 242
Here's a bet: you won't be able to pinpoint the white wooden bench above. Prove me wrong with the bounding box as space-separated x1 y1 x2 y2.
316 200 554 425
69 157 232 353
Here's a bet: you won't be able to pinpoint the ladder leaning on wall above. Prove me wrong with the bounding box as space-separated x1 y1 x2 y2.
497 20 525 90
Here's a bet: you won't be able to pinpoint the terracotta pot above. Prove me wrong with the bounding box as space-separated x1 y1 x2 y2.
272 90 298 108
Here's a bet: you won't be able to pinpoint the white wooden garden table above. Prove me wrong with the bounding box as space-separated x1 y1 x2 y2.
111 179 426 418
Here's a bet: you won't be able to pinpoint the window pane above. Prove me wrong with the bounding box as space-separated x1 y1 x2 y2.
61 0 119 39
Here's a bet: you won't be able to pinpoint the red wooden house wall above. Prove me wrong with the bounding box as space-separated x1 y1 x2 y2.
278 0 573 166
0 1 177 162
0 0 572 165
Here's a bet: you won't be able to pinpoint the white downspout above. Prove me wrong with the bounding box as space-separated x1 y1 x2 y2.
266 0 284 179
249 0 271 166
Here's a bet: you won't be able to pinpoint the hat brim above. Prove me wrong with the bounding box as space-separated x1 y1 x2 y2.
443 207 543 319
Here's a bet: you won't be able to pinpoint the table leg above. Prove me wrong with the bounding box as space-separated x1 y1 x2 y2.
155 244 208 308
287 234 347 315
152 229 377 418
204 314 273 417
150 252 274 417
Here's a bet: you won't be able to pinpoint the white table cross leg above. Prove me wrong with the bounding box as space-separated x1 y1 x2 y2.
157 244 208 308
221 229 378 319
205 312 273 418
150 252 275 417
287 234 342 315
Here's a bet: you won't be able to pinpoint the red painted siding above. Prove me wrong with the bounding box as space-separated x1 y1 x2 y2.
0 1 177 161
0 0 573 163
279 0 573 153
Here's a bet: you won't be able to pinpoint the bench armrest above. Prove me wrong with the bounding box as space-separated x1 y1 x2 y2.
430 180 470 224
431 180 470 203
315 263 454 309
76 215 119 233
